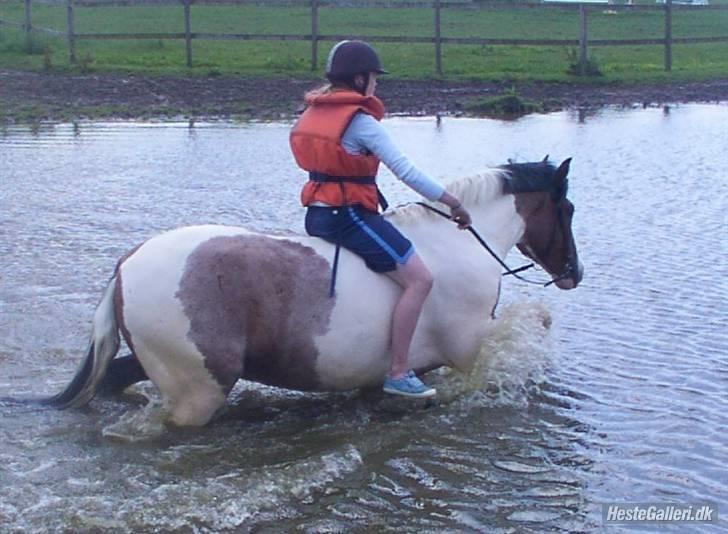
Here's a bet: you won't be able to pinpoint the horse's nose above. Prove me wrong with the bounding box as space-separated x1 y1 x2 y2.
555 260 583 290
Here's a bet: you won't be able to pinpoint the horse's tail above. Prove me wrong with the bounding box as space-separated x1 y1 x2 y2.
42 276 121 409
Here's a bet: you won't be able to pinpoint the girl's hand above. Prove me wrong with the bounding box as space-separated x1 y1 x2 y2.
450 205 472 229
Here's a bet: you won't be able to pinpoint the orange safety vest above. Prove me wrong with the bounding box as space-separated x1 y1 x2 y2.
290 90 386 212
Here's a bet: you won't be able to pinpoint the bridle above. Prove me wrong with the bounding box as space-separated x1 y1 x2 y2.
539 202 577 287
415 193 575 288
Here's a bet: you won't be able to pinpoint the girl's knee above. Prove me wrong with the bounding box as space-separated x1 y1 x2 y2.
419 268 434 292
411 264 434 294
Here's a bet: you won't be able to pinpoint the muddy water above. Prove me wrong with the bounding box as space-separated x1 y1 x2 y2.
1 105 726 532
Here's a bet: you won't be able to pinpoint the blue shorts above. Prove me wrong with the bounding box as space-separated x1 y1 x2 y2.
305 205 415 273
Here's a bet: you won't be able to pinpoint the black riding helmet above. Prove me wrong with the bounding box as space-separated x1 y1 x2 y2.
325 40 388 87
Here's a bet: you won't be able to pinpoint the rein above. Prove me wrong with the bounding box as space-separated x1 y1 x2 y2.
414 202 562 287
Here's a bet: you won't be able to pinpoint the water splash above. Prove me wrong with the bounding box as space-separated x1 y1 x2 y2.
435 300 554 406
101 384 168 442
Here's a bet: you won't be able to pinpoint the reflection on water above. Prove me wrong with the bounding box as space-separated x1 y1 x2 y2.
1 104 727 532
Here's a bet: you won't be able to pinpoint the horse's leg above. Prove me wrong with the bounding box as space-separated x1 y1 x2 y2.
166 384 229 427
97 354 148 395
133 342 236 427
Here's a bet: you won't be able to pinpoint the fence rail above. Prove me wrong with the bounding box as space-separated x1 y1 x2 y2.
4 0 728 74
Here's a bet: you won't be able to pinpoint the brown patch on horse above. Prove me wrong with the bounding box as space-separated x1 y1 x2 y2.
176 235 334 391
113 242 144 357
513 193 573 278
113 273 137 357
514 192 550 248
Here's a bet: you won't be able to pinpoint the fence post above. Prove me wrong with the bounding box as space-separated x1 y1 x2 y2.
578 4 588 75
664 0 672 71
311 0 319 71
23 0 32 48
67 0 75 64
184 0 192 67
434 0 442 76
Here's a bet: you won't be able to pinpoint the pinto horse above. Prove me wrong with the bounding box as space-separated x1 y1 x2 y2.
37 158 582 426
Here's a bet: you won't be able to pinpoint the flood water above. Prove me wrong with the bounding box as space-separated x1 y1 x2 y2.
1 104 726 532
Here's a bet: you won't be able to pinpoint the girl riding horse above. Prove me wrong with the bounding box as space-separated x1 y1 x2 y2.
290 40 473 398
6 157 582 426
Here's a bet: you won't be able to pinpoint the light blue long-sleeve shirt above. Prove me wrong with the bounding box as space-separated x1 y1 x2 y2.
341 112 446 202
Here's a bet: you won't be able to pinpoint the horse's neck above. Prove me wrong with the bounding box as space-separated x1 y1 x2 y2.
394 174 525 273
446 171 523 255
468 195 523 257
423 200 520 272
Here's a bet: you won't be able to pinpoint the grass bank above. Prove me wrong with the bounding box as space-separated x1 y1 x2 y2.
1 0 727 82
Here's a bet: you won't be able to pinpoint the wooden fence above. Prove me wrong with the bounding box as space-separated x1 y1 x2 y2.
4 0 728 74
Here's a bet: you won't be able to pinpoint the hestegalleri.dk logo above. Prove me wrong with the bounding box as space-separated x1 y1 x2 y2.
603 503 718 523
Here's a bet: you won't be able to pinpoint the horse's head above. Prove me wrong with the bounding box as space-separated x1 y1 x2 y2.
502 157 583 290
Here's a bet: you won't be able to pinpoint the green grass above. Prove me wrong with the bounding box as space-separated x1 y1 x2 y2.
463 88 544 117
0 1 726 81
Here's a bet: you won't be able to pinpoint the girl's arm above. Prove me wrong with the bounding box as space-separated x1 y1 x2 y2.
343 113 471 227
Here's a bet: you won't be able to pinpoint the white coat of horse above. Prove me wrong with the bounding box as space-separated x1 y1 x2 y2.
40 158 582 426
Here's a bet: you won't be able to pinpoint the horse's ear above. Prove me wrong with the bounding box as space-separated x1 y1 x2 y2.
554 158 572 184
552 158 572 201
542 154 550 162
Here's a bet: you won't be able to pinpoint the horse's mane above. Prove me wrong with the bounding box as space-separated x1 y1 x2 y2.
500 161 559 194
385 168 508 224
385 161 559 224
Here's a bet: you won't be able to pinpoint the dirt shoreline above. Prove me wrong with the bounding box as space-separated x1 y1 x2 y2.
2 69 727 122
